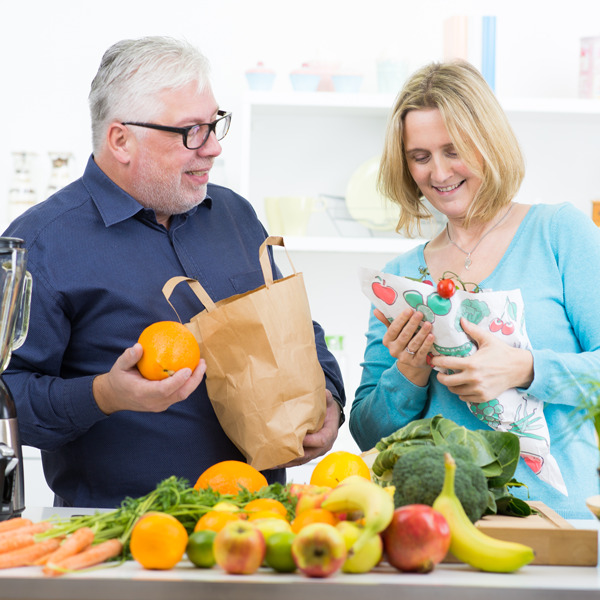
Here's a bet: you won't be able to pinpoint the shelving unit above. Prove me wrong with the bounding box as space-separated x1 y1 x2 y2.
240 89 600 472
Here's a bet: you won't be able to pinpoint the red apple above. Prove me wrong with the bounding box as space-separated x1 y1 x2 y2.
296 488 330 514
372 280 397 305
291 522 347 578
382 504 450 573
213 520 266 575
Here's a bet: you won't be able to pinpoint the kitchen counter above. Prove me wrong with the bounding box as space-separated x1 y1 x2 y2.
0 507 598 600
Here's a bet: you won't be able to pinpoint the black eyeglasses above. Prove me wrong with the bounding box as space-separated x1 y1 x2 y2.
122 110 232 150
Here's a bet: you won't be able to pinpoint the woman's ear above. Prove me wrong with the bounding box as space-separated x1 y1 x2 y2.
105 122 133 164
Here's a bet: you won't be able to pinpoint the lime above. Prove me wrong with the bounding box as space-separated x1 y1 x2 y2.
265 531 297 573
186 529 217 568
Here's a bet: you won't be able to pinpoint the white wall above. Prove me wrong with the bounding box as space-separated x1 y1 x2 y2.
3 0 600 499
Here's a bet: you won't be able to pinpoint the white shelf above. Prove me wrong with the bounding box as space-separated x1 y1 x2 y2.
273 236 424 254
245 91 600 116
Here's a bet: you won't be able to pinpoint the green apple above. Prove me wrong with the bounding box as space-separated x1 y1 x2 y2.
253 517 293 543
336 520 382 574
291 522 346 578
213 520 265 575
265 531 297 573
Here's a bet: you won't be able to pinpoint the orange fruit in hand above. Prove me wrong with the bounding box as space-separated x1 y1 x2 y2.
310 451 371 488
243 498 288 518
194 460 268 495
291 508 339 533
136 320 200 380
194 510 243 533
130 512 188 570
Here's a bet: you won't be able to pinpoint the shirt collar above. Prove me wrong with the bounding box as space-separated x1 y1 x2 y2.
82 155 213 227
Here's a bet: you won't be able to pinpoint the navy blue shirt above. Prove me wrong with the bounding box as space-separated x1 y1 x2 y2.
3 156 345 508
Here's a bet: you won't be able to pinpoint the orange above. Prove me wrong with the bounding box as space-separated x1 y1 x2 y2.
130 511 188 570
310 451 371 488
291 508 338 533
194 460 268 495
247 510 288 522
194 510 243 533
136 320 200 380
243 498 288 518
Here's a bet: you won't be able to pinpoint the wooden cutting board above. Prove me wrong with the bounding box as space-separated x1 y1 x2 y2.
443 501 598 566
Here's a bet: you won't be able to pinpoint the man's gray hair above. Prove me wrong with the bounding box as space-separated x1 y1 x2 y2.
89 36 211 154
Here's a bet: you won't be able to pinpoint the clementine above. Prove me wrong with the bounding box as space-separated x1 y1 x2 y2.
310 451 371 488
194 510 243 533
136 321 200 381
130 512 188 570
194 460 268 495
243 498 288 518
290 508 339 533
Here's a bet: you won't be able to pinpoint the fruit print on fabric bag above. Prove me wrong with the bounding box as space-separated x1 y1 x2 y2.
360 267 567 496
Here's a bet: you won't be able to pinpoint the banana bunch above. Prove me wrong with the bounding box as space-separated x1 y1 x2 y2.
433 453 535 573
321 475 394 554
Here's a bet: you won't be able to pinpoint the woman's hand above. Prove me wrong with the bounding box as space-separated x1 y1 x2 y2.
374 307 434 386
431 318 534 403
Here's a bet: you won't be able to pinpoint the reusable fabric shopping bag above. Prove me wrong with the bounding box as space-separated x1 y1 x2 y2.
162 236 326 471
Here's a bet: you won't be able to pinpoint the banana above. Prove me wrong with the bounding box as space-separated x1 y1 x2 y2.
432 453 535 573
320 475 394 554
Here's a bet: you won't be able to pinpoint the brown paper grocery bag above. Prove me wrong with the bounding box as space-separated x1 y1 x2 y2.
162 236 326 471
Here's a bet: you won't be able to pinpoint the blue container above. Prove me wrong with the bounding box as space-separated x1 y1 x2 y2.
332 75 363 93
245 72 276 91
290 73 320 92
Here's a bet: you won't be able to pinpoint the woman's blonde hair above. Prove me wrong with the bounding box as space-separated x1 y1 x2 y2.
378 61 525 236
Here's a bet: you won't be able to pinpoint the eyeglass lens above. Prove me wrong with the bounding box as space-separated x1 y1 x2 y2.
187 114 231 149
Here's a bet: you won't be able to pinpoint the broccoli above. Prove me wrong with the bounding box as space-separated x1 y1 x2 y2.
392 445 488 523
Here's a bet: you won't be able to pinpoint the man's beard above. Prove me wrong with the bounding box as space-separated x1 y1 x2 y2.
130 160 207 219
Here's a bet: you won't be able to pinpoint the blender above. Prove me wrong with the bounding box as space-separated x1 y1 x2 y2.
0 238 32 520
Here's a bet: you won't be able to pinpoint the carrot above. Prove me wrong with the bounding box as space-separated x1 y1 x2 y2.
46 538 123 576
0 533 36 554
0 521 53 543
0 538 61 569
0 518 33 534
42 527 95 576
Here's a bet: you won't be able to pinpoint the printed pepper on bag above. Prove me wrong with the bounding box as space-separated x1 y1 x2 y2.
360 266 567 496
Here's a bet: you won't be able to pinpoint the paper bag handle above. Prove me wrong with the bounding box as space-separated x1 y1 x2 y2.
162 236 296 317
162 276 217 320
260 235 296 287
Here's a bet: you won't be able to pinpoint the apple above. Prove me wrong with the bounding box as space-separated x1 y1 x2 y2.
291 522 347 578
213 520 266 574
336 521 383 574
296 489 330 515
371 279 397 305
253 517 293 542
382 505 450 573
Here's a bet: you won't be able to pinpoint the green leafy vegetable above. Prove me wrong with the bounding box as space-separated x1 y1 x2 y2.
371 415 533 517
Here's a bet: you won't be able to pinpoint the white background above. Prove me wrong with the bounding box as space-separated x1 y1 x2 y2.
3 0 600 506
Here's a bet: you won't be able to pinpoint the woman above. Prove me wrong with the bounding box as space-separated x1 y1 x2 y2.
349 61 600 519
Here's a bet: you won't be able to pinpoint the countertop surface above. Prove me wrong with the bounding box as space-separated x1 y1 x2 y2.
0 507 597 600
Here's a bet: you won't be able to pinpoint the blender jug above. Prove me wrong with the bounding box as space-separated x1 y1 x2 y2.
0 237 32 520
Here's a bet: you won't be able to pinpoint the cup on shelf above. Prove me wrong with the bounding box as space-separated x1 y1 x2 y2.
376 59 408 94
245 62 276 91
289 64 321 92
332 74 363 93
264 196 325 236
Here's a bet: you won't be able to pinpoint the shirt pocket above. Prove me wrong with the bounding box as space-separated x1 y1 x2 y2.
229 269 266 294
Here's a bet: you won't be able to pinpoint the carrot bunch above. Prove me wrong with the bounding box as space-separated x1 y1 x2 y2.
0 518 122 575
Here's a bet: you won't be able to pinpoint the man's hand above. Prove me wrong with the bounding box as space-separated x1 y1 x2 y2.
276 389 341 468
93 343 207 415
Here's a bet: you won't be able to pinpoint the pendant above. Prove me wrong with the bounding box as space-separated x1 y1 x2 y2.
464 255 472 270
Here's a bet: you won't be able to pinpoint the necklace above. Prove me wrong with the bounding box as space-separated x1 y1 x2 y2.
446 204 514 270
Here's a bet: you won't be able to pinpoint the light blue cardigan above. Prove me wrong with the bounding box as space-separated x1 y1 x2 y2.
350 203 600 519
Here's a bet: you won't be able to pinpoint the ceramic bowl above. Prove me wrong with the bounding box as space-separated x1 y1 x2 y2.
245 72 276 91
585 494 600 519
290 73 320 92
332 74 363 93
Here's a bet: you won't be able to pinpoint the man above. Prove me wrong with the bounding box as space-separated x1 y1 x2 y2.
3 37 345 508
